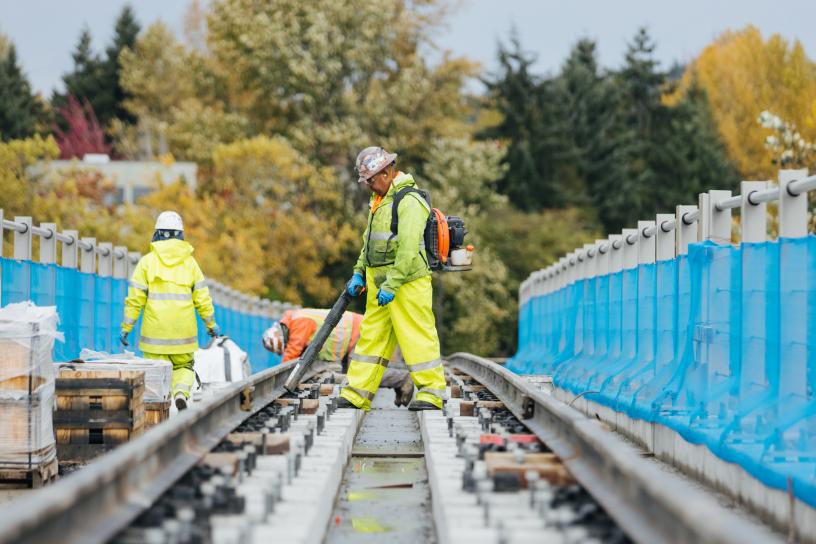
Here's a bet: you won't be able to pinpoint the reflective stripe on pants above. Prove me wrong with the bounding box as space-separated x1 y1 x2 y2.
340 274 445 410
143 352 195 399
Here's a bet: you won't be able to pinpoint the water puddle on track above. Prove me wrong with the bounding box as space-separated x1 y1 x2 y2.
324 390 436 544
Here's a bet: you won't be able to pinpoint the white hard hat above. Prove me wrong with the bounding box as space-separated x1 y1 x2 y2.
155 211 184 231
262 323 285 355
355 146 398 183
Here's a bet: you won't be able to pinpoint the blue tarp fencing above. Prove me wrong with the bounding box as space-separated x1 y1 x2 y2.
0 257 281 374
508 237 816 507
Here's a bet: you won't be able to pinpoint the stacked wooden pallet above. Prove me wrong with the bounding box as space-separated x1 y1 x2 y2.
55 369 145 463
58 355 172 431
0 304 61 488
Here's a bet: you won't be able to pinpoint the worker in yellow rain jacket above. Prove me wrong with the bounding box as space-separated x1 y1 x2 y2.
120 211 219 411
339 146 446 411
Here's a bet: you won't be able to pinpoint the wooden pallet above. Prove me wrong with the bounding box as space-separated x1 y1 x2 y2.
55 369 145 463
0 453 59 489
145 400 171 429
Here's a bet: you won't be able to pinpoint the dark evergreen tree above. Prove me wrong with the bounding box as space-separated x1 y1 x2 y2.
103 5 140 124
482 28 737 233
0 44 45 140
53 6 140 128
481 36 578 210
598 28 736 231
555 39 622 214
52 28 105 123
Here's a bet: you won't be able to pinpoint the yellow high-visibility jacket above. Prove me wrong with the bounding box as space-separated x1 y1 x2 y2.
121 239 216 354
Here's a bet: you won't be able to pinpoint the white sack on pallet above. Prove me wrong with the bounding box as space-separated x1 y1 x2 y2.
0 385 56 466
61 350 173 402
193 337 250 390
0 301 62 467
0 301 63 384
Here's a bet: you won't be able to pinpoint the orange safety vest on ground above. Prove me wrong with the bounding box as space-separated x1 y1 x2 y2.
280 309 363 363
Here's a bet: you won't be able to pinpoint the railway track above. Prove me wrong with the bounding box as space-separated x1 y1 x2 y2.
0 355 782 544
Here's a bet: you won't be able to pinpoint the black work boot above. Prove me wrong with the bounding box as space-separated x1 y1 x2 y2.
174 392 188 411
336 397 361 409
408 399 440 411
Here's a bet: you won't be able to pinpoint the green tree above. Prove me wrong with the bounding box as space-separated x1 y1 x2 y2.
54 7 141 130
53 29 105 122
207 0 475 171
599 29 736 231
556 39 620 216
0 42 46 140
103 5 141 125
482 35 577 210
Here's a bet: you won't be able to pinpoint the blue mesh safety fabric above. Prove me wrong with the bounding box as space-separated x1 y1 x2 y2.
506 237 816 507
0 257 282 372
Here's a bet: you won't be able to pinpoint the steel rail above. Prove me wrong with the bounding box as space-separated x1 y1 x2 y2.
0 360 325 544
446 353 773 544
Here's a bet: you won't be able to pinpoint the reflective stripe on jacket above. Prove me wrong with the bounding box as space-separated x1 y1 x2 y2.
353 172 431 294
280 309 362 363
122 239 215 354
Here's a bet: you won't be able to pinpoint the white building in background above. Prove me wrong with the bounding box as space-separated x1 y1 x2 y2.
39 154 198 205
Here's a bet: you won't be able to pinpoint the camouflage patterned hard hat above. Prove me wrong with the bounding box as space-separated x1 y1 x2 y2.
355 146 398 183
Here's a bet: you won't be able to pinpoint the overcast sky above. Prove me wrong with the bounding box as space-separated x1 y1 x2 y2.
2 0 814 96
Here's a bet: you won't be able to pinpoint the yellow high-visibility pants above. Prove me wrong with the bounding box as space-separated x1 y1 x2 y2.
340 274 446 410
143 352 195 399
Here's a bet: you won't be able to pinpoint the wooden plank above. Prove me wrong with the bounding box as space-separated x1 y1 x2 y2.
200 452 240 475
459 400 506 416
273 398 320 414
0 456 58 489
144 401 170 429
225 432 290 455
484 452 574 487
54 410 136 428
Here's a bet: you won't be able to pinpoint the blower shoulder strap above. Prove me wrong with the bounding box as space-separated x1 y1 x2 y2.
390 187 431 236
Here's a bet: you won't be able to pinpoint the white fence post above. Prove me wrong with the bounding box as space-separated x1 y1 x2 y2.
740 181 767 243
608 235 623 273
62 230 79 268
39 223 58 264
707 190 732 244
638 220 656 264
778 169 809 237
13 216 32 261
80 238 96 273
127 252 141 279
676 205 698 255
113 247 128 279
98 243 113 277
622 229 638 269
655 214 675 260
596 239 610 276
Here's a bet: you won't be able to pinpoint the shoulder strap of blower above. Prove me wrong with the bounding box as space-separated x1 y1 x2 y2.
390 187 431 236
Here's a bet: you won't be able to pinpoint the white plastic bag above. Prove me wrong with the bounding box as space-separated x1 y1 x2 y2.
193 337 250 390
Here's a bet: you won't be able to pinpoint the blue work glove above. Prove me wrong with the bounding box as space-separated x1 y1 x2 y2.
377 288 395 307
119 330 129 347
208 324 221 338
346 273 366 297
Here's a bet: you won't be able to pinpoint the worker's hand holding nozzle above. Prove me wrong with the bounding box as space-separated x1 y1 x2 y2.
119 330 129 347
208 324 221 338
346 273 366 297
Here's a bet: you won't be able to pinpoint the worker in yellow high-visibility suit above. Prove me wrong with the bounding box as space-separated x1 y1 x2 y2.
119 211 219 411
339 146 447 411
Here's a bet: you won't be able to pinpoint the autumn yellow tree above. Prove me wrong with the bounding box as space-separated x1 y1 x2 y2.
116 22 247 163
669 26 816 179
211 136 359 303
